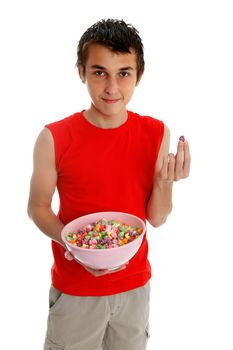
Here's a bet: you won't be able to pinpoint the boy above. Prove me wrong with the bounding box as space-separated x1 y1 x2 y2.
28 19 190 350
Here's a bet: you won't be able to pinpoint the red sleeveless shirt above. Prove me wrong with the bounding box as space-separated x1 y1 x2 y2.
45 110 164 296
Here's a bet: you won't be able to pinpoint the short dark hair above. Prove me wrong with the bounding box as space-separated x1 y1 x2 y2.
76 19 145 81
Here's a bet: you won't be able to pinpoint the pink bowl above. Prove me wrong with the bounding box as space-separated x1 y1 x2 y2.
61 211 146 270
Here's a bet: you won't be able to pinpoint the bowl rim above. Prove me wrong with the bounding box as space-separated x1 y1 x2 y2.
61 211 146 253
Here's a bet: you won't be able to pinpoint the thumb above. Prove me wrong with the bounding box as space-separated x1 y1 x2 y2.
64 250 74 261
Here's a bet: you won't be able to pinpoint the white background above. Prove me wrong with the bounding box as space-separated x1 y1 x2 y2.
1 0 233 349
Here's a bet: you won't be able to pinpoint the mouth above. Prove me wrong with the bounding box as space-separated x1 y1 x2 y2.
102 98 121 104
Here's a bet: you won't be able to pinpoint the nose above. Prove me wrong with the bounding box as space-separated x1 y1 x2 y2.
104 76 118 95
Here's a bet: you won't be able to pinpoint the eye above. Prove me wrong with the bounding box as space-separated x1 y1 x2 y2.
94 71 105 77
119 71 129 77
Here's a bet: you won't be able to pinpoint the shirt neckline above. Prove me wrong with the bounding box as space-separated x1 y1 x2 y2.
80 110 131 132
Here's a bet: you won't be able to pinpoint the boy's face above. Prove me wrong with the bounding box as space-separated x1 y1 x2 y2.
79 43 140 117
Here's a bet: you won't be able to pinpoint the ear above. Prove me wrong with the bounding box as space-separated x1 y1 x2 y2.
78 64 85 83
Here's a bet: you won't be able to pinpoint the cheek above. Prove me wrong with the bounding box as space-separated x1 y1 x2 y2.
86 83 99 98
123 82 136 97
87 80 104 94
121 78 137 91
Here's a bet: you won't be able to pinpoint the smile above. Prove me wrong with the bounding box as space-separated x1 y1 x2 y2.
102 98 121 104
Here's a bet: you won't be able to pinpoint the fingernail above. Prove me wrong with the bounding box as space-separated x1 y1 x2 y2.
179 135 185 142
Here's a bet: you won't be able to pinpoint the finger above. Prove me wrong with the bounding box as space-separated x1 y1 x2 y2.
80 263 108 276
110 264 127 272
75 260 109 276
167 153 175 181
83 264 126 277
64 250 74 260
175 141 184 180
183 141 191 177
107 265 127 275
88 268 109 277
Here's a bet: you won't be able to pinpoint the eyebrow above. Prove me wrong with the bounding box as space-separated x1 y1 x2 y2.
90 64 134 71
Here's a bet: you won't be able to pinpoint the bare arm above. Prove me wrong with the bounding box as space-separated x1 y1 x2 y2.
27 128 65 247
146 126 191 227
27 128 126 276
146 125 172 227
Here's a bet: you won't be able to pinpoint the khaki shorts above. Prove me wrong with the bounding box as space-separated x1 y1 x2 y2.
44 282 150 350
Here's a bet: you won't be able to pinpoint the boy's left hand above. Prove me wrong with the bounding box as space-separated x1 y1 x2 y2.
158 138 191 182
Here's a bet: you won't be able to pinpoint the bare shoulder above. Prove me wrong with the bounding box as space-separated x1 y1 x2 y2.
34 127 54 151
33 128 55 168
28 128 57 211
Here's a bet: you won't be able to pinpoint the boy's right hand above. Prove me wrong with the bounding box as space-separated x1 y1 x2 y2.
64 250 128 276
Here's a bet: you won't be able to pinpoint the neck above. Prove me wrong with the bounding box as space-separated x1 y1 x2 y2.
83 105 128 129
